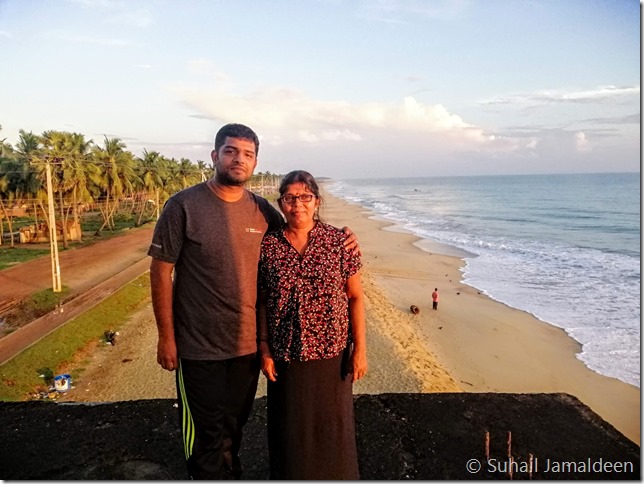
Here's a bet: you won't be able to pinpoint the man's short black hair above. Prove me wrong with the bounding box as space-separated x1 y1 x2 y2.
214 123 260 156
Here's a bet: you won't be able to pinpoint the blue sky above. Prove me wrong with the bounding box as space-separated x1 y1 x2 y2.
0 0 640 179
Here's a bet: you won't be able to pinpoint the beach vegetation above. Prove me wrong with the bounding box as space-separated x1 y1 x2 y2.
0 273 151 401
0 126 283 264
19 286 71 321
0 286 71 337
0 246 51 270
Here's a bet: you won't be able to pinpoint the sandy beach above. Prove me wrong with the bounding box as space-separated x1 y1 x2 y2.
319 188 640 445
59 189 640 446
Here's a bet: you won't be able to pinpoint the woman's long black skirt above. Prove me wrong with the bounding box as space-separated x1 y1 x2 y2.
267 351 359 480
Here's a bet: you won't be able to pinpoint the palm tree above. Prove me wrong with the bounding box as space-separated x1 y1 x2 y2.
91 136 140 234
176 158 201 189
59 133 100 240
26 131 70 248
15 130 45 227
162 158 186 201
135 149 167 224
0 158 12 246
195 160 212 182
0 156 41 247
36 130 78 248
0 125 15 158
15 129 40 158
1 141 14 158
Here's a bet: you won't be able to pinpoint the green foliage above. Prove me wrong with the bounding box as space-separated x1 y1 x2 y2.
100 330 117 345
0 246 50 270
17 287 70 323
36 367 54 387
81 213 137 235
5 216 34 230
112 213 133 223
0 273 151 401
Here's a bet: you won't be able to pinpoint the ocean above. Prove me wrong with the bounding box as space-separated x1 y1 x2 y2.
326 172 640 388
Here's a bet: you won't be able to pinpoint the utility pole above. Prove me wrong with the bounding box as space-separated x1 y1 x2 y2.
45 160 62 292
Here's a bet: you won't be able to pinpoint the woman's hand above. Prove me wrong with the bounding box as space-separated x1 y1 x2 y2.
259 341 278 382
341 226 361 256
349 345 368 382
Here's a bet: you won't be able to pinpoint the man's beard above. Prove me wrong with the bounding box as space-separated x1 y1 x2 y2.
215 170 247 187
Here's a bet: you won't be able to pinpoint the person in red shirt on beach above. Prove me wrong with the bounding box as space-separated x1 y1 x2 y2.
258 170 367 480
432 288 439 310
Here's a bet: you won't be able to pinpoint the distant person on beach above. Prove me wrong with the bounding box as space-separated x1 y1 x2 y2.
147 124 359 480
258 170 367 480
432 288 439 310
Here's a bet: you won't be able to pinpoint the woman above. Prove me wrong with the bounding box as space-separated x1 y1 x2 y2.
258 170 368 480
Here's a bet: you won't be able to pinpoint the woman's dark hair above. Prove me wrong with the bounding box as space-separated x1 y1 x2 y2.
214 123 260 155
279 170 323 220
279 170 320 197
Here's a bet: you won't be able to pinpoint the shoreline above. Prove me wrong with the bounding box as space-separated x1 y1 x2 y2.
320 188 640 445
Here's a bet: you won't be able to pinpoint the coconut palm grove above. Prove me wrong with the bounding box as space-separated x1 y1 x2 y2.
0 126 281 248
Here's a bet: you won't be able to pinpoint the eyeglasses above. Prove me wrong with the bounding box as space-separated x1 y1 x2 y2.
279 194 316 204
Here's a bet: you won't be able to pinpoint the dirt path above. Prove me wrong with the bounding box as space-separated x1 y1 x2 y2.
57 301 177 402
0 225 154 304
0 226 155 363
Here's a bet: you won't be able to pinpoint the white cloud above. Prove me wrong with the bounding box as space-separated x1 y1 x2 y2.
359 0 469 23
0 30 14 39
401 98 470 129
575 131 590 152
47 31 131 46
480 85 640 106
65 0 153 27
583 113 639 125
65 0 116 7
170 83 490 147
156 80 639 178
109 9 153 28
297 129 362 143
169 81 564 171
559 85 639 102
187 59 214 75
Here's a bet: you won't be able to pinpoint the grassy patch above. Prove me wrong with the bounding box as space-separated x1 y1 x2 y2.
22 286 71 320
0 273 151 401
2 216 35 231
0 246 51 270
0 287 71 334
81 212 140 235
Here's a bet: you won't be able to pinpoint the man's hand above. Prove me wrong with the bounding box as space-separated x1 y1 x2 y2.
157 335 178 372
342 226 361 256
150 258 178 371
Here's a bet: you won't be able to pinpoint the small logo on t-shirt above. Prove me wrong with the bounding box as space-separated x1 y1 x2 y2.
245 228 263 234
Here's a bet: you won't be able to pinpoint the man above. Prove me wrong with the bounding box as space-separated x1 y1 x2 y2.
148 123 357 479
432 288 439 310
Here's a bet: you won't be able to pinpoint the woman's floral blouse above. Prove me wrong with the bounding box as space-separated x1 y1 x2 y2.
259 222 362 362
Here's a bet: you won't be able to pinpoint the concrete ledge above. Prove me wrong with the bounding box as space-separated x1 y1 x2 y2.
1 393 639 480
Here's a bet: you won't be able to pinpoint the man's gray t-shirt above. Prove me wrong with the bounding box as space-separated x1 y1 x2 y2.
148 183 283 360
